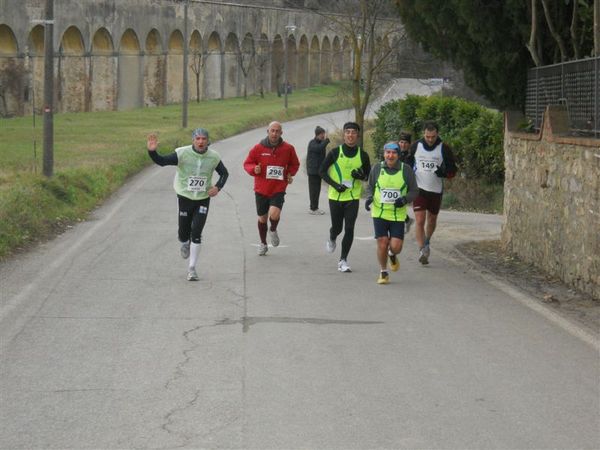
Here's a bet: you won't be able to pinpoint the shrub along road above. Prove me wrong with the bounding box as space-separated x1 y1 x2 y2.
0 110 598 449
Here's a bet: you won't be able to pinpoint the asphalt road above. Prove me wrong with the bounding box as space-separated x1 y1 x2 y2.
1 110 598 449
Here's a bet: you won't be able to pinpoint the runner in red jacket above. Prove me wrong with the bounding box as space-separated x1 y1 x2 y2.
243 121 300 255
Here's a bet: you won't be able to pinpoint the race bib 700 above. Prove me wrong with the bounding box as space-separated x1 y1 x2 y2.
380 188 401 204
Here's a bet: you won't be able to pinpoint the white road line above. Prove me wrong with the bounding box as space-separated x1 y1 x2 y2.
449 249 600 351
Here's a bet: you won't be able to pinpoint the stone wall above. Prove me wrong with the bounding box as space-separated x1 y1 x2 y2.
503 106 600 299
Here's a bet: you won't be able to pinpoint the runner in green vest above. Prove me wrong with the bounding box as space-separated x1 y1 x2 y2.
147 128 229 281
319 122 371 273
365 142 418 284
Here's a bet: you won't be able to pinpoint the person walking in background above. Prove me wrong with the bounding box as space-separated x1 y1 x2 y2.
306 126 329 215
147 128 229 281
243 121 300 256
408 121 457 265
319 121 371 273
365 142 418 284
398 131 414 234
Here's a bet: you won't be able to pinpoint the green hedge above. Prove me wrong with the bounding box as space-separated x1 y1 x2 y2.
373 95 504 182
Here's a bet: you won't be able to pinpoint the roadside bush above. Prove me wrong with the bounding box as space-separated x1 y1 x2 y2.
373 95 504 182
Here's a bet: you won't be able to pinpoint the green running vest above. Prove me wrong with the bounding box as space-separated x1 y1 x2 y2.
327 145 363 201
372 162 408 221
173 146 221 200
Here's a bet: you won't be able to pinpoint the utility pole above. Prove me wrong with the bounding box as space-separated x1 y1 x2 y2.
42 0 54 177
283 24 296 109
182 0 189 128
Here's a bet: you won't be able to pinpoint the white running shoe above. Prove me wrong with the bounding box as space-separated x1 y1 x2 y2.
326 239 336 253
338 259 351 272
187 268 198 281
269 230 280 247
315 209 326 215
180 241 190 259
257 243 268 256
419 245 430 265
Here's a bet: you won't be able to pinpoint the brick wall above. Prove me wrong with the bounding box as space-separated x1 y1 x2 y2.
503 106 600 299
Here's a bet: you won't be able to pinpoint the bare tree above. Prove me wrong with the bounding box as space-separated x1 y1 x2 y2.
527 0 543 66
527 0 594 66
189 49 204 102
236 34 256 99
294 0 406 134
540 0 569 61
255 37 270 98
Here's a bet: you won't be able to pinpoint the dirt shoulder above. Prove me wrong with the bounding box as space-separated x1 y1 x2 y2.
455 239 599 336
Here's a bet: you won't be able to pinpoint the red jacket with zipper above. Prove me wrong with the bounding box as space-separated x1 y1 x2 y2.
243 137 300 197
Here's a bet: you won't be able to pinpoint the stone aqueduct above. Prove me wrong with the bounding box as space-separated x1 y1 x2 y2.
0 0 397 116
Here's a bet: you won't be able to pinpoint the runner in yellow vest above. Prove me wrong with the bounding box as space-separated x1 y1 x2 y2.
319 122 371 273
365 142 418 284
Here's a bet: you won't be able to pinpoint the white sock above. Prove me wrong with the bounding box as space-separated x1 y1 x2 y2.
189 243 201 270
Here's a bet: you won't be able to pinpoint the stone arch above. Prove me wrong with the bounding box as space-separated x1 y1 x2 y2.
271 34 283 93
297 34 309 88
255 33 270 97
118 28 142 110
321 36 331 84
0 24 23 116
204 31 222 100
189 30 202 103
166 29 183 104
58 26 86 112
28 25 44 55
144 29 163 107
285 33 297 90
240 33 255 96
342 36 352 79
91 27 116 111
224 32 239 98
332 36 342 81
26 26 45 115
0 25 18 54
309 35 320 85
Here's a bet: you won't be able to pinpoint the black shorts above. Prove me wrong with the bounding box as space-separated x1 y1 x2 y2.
373 217 405 240
255 191 285 216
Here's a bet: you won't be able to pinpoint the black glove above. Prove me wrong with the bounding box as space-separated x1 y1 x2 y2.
394 196 408 208
434 164 447 177
334 183 348 193
351 167 365 180
365 198 373 211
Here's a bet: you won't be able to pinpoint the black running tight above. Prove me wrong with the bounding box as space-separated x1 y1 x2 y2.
328 199 359 260
177 195 210 244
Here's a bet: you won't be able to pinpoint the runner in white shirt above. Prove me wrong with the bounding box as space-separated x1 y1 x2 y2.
408 121 457 265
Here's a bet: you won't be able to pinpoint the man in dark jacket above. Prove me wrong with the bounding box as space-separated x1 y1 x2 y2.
306 126 329 215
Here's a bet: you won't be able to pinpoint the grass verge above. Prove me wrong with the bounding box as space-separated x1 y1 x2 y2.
0 85 350 260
